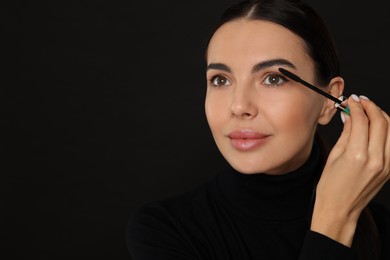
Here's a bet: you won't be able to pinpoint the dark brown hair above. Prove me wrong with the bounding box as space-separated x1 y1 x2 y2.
205 0 381 258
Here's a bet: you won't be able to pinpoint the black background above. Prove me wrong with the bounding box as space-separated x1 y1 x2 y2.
2 0 390 259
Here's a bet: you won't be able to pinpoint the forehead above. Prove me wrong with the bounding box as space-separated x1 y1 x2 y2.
207 19 312 68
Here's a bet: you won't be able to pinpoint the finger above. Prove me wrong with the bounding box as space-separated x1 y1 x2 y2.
381 109 390 181
330 111 351 158
346 94 369 155
359 97 388 162
362 99 390 199
354 102 390 207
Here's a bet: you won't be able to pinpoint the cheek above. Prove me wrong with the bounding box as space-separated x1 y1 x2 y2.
205 93 225 133
267 96 320 134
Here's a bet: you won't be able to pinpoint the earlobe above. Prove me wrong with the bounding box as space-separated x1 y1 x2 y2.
317 76 345 125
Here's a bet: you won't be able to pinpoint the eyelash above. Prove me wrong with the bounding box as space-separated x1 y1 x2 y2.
263 73 288 87
209 75 231 88
208 73 289 88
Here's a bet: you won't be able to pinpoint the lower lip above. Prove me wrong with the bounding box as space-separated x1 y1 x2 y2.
229 137 270 151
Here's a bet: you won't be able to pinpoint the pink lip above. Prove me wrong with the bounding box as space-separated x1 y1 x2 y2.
227 129 271 151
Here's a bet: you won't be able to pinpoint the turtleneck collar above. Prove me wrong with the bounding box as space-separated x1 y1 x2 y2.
216 142 323 221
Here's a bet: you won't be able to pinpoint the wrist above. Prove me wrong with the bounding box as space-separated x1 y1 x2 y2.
310 207 359 247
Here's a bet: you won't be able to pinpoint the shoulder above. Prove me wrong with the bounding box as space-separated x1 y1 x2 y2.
126 181 219 258
129 179 217 223
128 188 201 229
127 179 218 241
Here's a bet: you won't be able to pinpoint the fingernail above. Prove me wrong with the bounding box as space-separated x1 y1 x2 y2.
334 95 347 109
359 95 369 100
340 111 345 124
351 94 360 102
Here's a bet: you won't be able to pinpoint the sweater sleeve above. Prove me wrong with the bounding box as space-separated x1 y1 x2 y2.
369 201 390 260
298 231 357 260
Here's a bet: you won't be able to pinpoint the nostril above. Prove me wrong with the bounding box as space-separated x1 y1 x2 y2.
231 110 255 119
230 89 258 119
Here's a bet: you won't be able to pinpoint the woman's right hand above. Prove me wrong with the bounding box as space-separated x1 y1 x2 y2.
311 94 390 247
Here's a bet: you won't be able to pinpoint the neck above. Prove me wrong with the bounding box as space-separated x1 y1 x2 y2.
216 142 323 221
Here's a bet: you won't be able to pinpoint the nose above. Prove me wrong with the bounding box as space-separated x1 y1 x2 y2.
230 85 258 119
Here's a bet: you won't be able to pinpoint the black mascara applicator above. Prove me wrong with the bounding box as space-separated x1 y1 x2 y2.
278 68 350 115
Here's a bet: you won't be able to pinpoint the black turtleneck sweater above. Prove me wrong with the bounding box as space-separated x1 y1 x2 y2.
127 144 390 259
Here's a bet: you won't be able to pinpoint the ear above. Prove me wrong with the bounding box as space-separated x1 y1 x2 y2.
317 76 345 125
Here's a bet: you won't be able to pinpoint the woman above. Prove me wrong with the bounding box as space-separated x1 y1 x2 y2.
127 0 390 259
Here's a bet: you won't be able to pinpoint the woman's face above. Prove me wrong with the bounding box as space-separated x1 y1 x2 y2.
205 19 332 175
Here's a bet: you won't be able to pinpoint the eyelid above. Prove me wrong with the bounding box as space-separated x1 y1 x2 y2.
207 70 288 88
207 70 230 79
261 72 289 87
208 73 232 87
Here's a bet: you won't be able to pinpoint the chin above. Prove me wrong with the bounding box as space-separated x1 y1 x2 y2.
226 158 273 175
226 154 298 175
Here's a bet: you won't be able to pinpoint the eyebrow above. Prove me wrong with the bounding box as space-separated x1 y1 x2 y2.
252 59 296 73
206 58 296 73
206 63 231 72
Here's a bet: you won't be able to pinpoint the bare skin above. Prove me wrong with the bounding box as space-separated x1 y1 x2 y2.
205 19 390 246
205 19 342 175
312 95 390 246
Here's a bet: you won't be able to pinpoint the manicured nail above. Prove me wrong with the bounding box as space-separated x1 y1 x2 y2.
359 95 369 100
351 94 360 102
340 111 345 124
335 95 347 108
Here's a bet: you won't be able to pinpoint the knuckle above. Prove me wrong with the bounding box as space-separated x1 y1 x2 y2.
352 152 367 163
377 117 388 130
367 158 384 174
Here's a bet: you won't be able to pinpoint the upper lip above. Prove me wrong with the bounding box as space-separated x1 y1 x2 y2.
227 129 270 139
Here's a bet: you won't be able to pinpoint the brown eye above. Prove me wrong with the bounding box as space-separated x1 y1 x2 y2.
210 75 231 87
268 75 279 84
263 73 287 87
